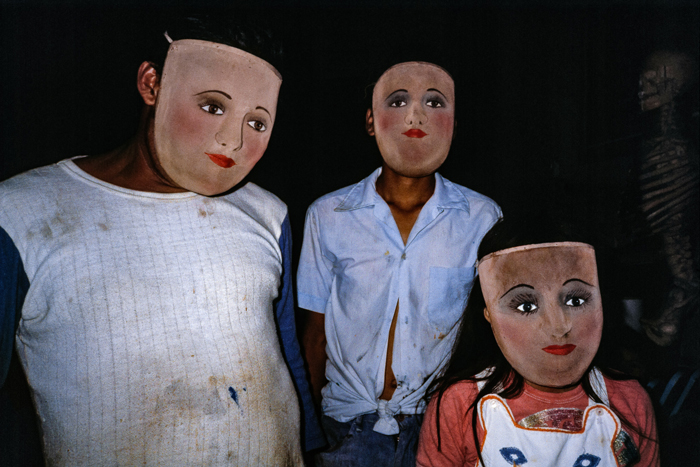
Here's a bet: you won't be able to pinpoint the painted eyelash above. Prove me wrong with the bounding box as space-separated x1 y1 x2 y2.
564 288 593 306
199 99 226 115
426 97 446 107
247 119 268 132
509 292 539 315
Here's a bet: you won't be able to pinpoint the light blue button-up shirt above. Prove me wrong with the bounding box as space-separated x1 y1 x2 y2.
297 168 501 423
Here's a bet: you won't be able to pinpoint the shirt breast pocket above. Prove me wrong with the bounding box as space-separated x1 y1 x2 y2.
427 266 475 332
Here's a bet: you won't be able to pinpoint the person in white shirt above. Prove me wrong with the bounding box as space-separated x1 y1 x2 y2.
297 61 501 466
0 15 321 465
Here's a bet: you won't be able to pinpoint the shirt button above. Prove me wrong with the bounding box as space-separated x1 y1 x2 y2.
401 253 406 260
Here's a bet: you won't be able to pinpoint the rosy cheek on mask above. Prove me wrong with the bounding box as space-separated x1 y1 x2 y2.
376 111 401 133
580 312 603 341
494 319 528 351
170 102 210 148
243 137 267 167
431 113 454 138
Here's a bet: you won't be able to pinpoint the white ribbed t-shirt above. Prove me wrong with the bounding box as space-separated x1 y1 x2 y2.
0 158 302 466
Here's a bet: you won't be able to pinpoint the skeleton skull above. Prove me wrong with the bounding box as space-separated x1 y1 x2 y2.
639 50 695 112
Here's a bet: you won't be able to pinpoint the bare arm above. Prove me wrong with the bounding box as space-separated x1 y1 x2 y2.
301 310 327 410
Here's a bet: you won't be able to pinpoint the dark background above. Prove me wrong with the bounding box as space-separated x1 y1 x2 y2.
1 1 697 252
1 0 698 465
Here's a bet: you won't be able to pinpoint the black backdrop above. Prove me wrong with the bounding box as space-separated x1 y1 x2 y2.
2 2 698 245
1 0 698 464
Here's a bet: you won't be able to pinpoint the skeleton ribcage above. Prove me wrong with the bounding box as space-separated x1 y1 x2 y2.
639 137 699 234
638 136 699 298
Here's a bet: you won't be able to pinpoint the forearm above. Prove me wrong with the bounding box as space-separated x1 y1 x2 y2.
301 310 327 409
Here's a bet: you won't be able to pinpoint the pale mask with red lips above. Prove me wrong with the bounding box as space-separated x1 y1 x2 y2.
368 62 455 178
154 40 282 196
478 243 603 392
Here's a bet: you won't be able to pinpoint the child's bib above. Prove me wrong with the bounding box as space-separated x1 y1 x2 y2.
476 370 620 466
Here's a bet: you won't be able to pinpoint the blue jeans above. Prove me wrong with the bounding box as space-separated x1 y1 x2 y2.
316 413 424 467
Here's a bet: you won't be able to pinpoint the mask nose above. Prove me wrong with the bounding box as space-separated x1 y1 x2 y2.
215 119 244 151
405 102 427 126
544 306 572 338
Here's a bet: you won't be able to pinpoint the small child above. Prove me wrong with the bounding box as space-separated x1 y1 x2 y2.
417 217 659 466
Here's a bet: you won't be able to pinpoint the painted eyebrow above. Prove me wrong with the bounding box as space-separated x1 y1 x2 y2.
256 106 271 118
195 90 232 100
427 88 447 98
500 284 534 299
385 89 409 100
385 89 447 99
563 278 594 287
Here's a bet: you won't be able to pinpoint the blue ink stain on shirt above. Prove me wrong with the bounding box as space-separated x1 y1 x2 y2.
228 387 239 406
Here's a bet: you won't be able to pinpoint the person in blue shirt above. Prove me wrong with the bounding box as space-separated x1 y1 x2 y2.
297 61 501 466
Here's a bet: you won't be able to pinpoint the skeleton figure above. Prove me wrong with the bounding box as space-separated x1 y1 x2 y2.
638 50 699 347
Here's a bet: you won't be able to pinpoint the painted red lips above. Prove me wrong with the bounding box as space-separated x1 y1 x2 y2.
542 344 576 355
402 129 427 138
206 153 235 168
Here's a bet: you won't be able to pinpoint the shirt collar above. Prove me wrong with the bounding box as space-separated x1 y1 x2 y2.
333 168 382 212
334 167 471 216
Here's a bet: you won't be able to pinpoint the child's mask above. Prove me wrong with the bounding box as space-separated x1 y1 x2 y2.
154 40 282 196
478 243 603 392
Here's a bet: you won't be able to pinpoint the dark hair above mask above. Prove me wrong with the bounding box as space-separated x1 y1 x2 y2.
477 212 592 262
145 13 283 76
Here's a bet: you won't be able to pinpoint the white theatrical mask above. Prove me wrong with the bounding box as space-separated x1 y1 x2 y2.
154 40 282 196
479 242 603 392
369 62 455 178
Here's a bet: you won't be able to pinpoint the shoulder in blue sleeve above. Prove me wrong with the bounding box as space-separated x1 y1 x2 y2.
275 214 325 451
0 226 29 387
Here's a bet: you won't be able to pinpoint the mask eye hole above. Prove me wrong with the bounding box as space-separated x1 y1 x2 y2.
499 447 527 464
200 104 224 115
